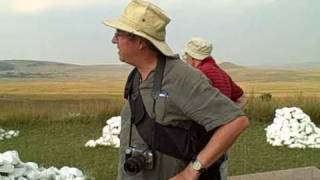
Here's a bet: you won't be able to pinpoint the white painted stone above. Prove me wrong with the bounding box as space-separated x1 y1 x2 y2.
266 107 320 148
85 140 97 147
85 116 121 148
0 150 89 179
0 164 14 173
0 128 19 141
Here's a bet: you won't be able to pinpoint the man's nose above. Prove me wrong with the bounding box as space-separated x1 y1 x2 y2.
112 35 118 44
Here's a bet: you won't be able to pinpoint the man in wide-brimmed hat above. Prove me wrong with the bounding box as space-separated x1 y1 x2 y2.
103 0 249 180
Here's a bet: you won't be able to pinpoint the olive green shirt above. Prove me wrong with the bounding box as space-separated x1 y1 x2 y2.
117 58 245 180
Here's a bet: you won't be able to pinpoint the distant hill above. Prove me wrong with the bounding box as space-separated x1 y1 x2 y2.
254 61 320 69
0 61 15 71
0 60 132 80
0 60 319 83
0 60 80 71
281 61 320 69
219 62 244 69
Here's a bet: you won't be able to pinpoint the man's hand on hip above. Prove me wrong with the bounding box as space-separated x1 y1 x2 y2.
168 163 200 180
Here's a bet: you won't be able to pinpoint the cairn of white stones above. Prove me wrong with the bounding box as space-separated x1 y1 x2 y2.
265 107 320 148
0 150 88 180
85 116 121 148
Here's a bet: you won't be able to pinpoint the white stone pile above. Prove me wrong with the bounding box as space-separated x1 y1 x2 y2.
265 107 320 148
85 116 121 148
0 128 19 141
0 150 88 180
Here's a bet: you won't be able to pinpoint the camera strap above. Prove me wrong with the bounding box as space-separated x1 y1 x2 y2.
124 68 141 148
124 55 165 149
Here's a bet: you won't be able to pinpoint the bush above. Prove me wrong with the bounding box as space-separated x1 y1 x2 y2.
259 93 272 101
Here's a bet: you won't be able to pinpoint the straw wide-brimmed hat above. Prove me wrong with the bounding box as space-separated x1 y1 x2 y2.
103 0 176 57
182 37 213 60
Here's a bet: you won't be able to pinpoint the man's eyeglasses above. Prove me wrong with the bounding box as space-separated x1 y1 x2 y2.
114 30 132 38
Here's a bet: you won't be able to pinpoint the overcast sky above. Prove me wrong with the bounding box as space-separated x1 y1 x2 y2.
0 0 319 65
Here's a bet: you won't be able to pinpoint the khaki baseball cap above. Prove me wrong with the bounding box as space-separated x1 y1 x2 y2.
103 0 176 57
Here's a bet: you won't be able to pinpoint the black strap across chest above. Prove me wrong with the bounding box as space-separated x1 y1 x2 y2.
124 55 166 151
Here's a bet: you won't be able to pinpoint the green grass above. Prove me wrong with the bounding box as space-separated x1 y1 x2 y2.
228 95 320 175
1 95 320 179
229 122 320 175
0 95 124 179
0 95 124 126
1 121 119 179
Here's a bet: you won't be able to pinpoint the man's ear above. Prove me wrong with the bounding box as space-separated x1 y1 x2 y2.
138 39 147 50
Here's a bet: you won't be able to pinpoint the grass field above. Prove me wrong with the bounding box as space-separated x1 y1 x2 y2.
1 93 320 179
239 81 320 97
1 68 320 179
1 79 320 97
229 121 320 175
0 95 124 179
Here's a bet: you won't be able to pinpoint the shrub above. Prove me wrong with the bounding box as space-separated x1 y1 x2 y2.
259 93 272 101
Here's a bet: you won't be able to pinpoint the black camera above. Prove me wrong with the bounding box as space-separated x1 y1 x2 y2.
124 146 154 175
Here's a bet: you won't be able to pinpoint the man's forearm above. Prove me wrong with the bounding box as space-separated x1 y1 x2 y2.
197 116 249 168
168 116 249 180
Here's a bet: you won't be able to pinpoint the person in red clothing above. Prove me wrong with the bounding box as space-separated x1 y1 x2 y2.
182 37 248 180
182 37 248 109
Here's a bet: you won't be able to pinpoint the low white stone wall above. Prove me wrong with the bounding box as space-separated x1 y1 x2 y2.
265 107 320 148
0 150 88 180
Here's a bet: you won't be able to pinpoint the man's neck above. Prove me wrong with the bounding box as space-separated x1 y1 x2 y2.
136 53 159 81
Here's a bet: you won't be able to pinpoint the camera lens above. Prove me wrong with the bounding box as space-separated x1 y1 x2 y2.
124 155 146 175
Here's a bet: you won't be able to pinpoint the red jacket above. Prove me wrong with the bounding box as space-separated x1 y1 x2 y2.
197 57 243 102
